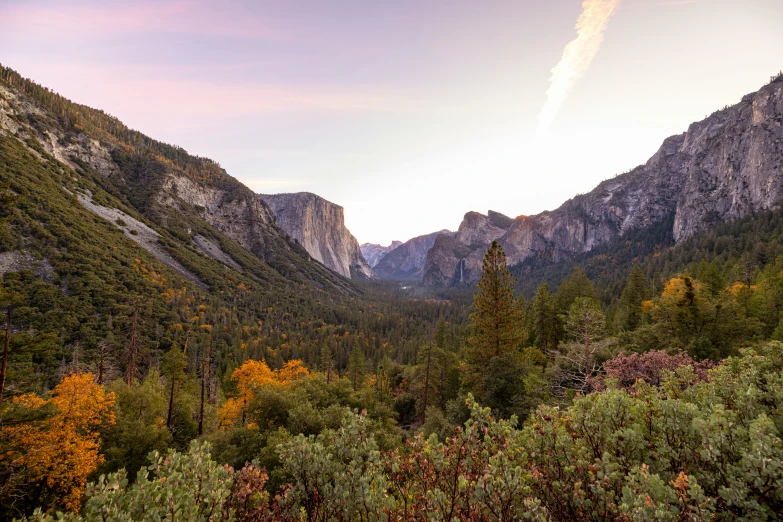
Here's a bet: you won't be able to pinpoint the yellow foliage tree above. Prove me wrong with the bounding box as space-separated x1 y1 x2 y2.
277 359 309 382
0 373 116 512
218 359 309 429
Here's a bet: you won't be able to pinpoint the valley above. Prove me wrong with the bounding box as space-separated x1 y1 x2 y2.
2 63 783 521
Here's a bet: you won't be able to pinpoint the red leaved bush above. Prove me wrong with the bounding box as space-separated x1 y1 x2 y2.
602 350 715 389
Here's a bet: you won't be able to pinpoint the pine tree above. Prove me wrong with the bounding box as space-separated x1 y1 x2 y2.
348 341 365 391
465 241 527 395
434 319 447 353
556 266 598 311
432 319 456 411
413 342 442 424
529 282 563 351
618 264 649 331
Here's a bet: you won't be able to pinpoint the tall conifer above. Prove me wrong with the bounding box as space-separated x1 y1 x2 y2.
465 241 526 394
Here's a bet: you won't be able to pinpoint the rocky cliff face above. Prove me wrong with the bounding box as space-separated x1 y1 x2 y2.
424 78 783 286
361 241 402 268
259 192 376 280
0 77 354 294
157 173 286 262
423 212 513 286
375 230 454 281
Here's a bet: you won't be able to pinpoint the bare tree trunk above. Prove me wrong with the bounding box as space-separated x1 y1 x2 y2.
0 307 11 410
166 369 177 429
583 331 591 394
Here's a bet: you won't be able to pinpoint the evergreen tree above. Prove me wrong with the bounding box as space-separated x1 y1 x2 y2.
555 266 598 311
428 319 458 411
434 319 447 354
529 282 563 351
698 261 725 297
465 241 527 395
413 342 445 424
618 264 649 331
348 341 366 390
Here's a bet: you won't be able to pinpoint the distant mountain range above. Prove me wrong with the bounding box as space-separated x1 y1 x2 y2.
3 62 782 291
422 75 783 286
370 230 454 281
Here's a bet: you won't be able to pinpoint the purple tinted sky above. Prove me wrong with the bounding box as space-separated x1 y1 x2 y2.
2 0 782 244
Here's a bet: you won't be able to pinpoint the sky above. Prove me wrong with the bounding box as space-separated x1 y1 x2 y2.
1 0 782 245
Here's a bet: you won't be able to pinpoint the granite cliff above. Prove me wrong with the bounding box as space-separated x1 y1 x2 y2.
424 77 783 286
259 192 376 280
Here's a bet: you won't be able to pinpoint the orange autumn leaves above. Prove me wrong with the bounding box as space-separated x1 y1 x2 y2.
1 373 115 512
219 359 308 429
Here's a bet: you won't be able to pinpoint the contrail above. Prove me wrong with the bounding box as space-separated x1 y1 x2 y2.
537 0 622 136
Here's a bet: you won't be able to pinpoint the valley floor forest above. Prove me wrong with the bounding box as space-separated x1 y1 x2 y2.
4 234 783 520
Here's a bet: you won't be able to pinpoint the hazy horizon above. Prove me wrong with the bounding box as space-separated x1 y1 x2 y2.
2 0 781 245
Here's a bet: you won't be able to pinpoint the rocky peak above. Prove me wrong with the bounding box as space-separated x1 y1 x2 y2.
424 78 783 287
259 192 376 280
455 211 513 246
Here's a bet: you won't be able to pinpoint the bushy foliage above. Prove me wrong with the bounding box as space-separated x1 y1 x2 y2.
268 344 783 520
278 410 394 521
29 441 234 522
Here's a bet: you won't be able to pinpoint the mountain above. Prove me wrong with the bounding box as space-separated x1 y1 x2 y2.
423 212 514 286
0 64 355 296
259 192 376 280
424 76 783 287
373 230 454 281
360 241 402 268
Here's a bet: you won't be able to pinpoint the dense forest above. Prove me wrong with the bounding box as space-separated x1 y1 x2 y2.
4 225 783 519
3 66 783 520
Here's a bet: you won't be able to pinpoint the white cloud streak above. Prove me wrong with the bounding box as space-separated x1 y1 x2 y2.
537 0 622 136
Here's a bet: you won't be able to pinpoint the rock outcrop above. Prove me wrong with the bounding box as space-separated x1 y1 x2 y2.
374 230 454 281
361 241 402 268
424 78 783 286
259 192 376 280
